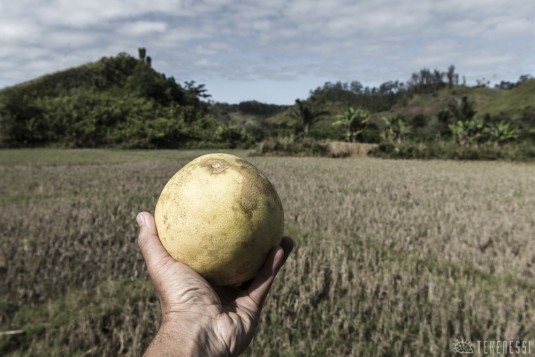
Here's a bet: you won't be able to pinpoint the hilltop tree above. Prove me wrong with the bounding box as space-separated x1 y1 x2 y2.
408 67 447 94
446 65 458 87
309 80 406 112
138 48 146 61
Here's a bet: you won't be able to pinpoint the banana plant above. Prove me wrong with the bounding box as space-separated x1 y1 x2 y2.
485 121 518 146
381 116 412 144
449 115 485 146
333 107 369 142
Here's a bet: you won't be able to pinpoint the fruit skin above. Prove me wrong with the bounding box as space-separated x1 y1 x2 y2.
154 153 284 286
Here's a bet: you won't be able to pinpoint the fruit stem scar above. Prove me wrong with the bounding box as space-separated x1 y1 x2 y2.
201 159 229 174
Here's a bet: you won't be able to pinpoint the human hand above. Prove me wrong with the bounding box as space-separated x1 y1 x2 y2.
136 212 294 357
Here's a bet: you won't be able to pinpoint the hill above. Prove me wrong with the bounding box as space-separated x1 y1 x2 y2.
260 79 535 144
391 80 535 122
0 51 248 148
0 55 533 159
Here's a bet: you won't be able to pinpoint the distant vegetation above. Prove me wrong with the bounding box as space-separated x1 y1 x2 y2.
0 50 533 159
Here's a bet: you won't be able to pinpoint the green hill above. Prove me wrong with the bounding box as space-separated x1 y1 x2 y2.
261 79 535 143
2 54 139 98
0 54 533 158
0 51 249 148
391 80 535 121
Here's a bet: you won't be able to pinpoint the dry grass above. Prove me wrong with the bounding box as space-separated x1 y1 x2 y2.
0 149 534 356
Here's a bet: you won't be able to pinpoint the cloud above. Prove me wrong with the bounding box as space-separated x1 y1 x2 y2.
117 21 168 36
0 0 534 103
0 21 38 42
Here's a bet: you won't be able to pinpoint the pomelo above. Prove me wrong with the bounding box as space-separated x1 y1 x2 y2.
154 153 284 286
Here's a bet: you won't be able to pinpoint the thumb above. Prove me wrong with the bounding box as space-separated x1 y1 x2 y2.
136 212 172 275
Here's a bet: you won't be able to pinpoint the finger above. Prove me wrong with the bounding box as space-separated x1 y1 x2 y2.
277 236 294 269
136 212 173 274
246 236 294 309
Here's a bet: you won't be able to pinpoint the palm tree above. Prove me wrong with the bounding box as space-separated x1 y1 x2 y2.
291 99 327 137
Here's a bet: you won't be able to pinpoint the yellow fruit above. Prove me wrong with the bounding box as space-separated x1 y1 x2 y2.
154 153 284 286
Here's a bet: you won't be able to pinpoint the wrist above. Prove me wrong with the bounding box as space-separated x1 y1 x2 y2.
145 315 229 357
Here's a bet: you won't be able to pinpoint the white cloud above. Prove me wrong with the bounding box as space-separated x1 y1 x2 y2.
491 19 534 37
0 22 38 42
118 21 168 36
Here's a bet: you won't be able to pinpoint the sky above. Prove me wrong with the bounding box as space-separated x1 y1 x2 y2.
0 0 534 104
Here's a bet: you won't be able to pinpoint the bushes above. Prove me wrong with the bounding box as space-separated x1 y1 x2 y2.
369 141 533 161
252 136 534 161
0 86 254 149
252 136 327 156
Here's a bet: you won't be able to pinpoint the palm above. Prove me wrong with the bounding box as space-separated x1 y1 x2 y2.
155 258 260 354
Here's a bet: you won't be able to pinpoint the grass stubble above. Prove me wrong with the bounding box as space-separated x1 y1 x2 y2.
0 149 533 356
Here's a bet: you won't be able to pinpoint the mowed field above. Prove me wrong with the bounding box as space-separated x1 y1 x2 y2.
1 149 534 356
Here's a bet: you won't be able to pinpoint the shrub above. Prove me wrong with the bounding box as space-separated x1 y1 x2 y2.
252 136 327 156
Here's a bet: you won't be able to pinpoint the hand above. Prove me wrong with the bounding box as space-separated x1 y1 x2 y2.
136 212 294 357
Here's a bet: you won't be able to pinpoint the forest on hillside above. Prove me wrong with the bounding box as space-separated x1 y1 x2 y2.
0 49 534 160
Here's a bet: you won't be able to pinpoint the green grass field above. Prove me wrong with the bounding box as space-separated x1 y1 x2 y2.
1 149 534 356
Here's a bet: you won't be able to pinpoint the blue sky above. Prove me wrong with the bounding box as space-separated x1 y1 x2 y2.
1 0 534 104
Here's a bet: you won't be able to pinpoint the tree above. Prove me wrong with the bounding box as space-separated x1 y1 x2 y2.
475 78 489 87
495 81 516 90
138 48 146 61
408 67 446 94
0 89 49 146
448 96 476 122
126 63 168 104
381 116 412 145
183 81 212 123
333 107 369 142
517 74 532 85
291 99 327 137
446 65 457 87
448 115 485 146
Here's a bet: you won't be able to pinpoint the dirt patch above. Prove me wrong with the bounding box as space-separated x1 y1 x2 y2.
323 141 378 158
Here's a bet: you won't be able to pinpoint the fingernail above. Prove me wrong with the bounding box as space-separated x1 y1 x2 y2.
136 213 145 227
273 247 285 272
